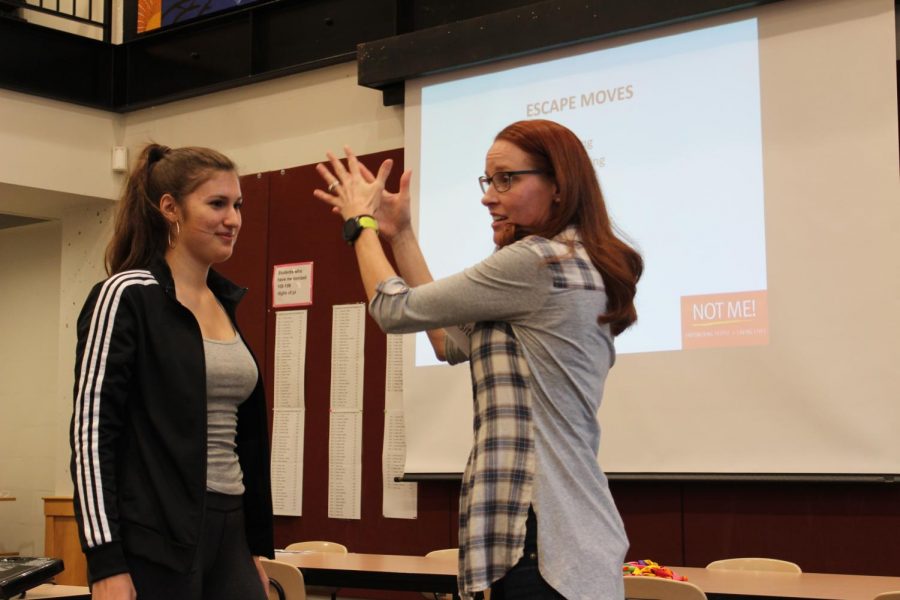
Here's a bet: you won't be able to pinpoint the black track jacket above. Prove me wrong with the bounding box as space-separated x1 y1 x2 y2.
70 260 274 583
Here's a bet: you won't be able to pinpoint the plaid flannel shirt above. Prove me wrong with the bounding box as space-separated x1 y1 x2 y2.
457 226 606 597
458 319 535 597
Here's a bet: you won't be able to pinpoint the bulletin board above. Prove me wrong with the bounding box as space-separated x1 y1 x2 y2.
217 150 459 599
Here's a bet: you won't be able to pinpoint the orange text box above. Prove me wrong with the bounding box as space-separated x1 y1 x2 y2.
681 290 769 350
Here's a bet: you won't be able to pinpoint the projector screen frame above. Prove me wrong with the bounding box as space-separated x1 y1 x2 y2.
396 0 900 479
357 0 789 105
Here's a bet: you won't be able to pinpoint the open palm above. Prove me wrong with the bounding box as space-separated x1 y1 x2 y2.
366 165 412 241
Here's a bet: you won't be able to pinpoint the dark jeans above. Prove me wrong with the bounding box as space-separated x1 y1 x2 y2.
490 506 567 600
125 492 267 600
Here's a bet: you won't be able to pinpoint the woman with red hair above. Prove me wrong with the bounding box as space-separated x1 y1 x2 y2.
315 119 642 600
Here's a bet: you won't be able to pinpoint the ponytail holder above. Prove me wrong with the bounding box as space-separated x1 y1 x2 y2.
148 145 171 165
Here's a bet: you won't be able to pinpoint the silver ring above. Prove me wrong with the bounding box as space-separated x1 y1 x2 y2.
328 181 340 193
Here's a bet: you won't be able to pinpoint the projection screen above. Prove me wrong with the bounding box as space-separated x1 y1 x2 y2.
399 0 900 477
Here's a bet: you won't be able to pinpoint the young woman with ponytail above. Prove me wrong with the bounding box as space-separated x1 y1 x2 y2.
70 144 274 600
314 119 642 600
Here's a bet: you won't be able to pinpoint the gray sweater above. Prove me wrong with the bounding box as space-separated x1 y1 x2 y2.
370 231 628 600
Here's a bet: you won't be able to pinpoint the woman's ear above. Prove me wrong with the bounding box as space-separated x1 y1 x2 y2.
159 193 180 224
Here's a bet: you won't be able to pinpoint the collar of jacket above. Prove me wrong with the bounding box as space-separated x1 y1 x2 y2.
147 257 247 313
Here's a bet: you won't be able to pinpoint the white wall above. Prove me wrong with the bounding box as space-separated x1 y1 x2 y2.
0 220 62 555
0 88 122 201
0 60 401 555
122 61 403 175
53 202 117 494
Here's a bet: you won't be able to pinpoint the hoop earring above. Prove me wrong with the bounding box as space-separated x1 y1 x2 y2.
168 221 181 249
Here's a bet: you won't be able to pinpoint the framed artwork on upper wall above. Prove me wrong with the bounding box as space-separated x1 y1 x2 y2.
136 0 265 33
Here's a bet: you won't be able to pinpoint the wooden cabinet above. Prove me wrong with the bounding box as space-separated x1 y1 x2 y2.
43 497 87 586
0 496 17 557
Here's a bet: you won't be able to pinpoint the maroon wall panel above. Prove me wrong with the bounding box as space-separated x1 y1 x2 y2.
681 482 900 576
264 150 455 598
612 482 684 566
609 481 900 577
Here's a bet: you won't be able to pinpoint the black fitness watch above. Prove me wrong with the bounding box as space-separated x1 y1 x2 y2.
342 215 379 245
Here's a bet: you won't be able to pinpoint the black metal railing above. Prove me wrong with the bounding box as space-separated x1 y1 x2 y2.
0 0 112 42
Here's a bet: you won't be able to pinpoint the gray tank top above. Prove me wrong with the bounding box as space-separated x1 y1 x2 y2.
204 334 258 495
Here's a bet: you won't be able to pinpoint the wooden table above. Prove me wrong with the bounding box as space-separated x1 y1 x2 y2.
42 497 88 586
674 566 900 600
275 552 900 600
0 496 18 556
17 584 90 598
275 550 457 594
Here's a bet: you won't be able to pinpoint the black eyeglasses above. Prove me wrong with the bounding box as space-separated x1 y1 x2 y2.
478 170 549 194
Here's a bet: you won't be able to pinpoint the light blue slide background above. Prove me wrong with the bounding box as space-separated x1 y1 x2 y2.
416 19 767 364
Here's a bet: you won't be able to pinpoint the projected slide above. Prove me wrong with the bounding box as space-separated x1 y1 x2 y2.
415 19 768 364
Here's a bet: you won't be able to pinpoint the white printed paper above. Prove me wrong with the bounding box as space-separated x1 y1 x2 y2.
274 310 307 409
384 334 404 411
382 409 417 519
330 304 366 411
271 408 305 516
328 411 362 519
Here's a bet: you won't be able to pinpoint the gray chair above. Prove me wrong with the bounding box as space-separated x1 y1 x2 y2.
284 541 348 600
284 541 348 554
261 558 307 600
706 557 801 573
421 549 461 600
624 576 707 600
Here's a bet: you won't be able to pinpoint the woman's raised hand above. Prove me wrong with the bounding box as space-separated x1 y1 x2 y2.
314 146 393 221
359 162 413 242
